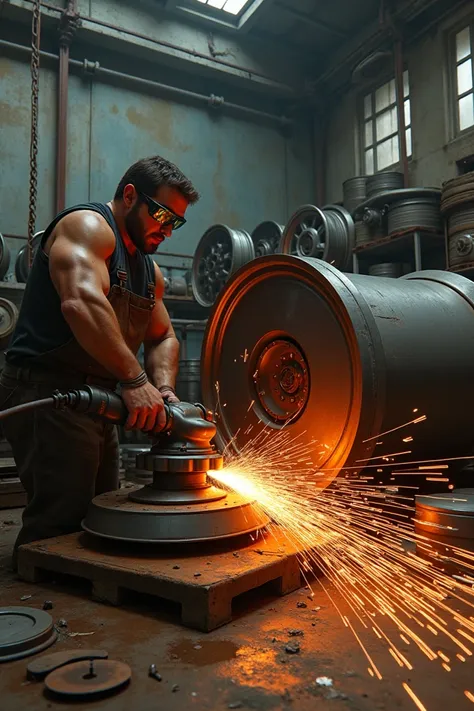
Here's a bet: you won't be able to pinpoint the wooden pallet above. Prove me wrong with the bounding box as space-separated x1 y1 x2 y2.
17 528 302 632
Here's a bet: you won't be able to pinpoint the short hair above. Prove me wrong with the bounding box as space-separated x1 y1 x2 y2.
114 155 199 204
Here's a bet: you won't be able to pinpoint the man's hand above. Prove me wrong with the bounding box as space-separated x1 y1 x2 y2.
121 382 167 433
159 387 180 404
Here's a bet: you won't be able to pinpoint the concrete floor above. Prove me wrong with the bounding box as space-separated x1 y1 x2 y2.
1 509 473 711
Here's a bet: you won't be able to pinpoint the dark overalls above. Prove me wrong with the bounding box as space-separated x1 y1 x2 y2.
0 203 155 566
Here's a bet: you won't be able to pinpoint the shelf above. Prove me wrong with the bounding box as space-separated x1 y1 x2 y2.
354 231 444 264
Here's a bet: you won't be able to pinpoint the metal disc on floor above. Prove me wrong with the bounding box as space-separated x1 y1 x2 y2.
44 659 131 698
0 607 57 662
82 489 269 543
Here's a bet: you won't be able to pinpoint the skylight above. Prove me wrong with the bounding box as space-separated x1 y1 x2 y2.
194 0 250 16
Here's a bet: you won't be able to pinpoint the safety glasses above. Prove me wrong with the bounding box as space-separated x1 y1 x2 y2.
139 192 186 231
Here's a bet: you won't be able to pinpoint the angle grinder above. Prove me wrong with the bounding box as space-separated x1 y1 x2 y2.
0 385 270 544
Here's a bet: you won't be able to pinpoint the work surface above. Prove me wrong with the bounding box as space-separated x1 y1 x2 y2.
1 511 473 711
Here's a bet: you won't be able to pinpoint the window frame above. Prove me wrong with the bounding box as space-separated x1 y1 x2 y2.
451 22 474 136
181 0 257 27
360 71 412 176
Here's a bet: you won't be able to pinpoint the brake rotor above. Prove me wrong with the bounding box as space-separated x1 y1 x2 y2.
44 659 131 698
0 607 57 662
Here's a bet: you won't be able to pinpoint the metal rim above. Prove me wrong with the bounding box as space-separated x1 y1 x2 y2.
201 255 386 490
191 225 255 308
0 234 11 281
0 298 19 347
279 205 354 270
251 221 284 257
15 231 43 283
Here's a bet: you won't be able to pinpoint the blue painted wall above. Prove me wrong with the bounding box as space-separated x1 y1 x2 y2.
0 53 315 263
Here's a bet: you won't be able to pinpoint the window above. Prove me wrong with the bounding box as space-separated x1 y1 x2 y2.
193 0 251 15
362 72 412 175
454 26 474 133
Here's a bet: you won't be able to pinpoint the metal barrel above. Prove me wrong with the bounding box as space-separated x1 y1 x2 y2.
387 197 442 235
366 171 404 198
201 255 474 491
368 262 404 278
343 177 367 215
176 359 202 404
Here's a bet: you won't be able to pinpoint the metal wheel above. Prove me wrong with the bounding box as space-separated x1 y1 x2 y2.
251 221 284 257
192 225 255 308
0 298 19 348
279 205 354 271
15 231 43 283
0 234 11 281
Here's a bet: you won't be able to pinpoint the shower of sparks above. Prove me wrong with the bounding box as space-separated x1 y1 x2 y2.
209 422 474 710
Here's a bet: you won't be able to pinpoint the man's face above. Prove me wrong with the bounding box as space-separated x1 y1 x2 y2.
123 184 189 254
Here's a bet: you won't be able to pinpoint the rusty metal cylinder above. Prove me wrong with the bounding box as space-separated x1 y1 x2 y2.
201 256 474 488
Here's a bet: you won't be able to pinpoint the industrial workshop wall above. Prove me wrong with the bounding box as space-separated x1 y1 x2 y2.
0 32 314 263
322 0 474 203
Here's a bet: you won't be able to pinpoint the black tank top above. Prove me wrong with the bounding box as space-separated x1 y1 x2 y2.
6 202 155 366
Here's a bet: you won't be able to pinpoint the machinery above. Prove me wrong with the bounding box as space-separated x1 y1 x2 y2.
0 388 270 544
200 255 474 490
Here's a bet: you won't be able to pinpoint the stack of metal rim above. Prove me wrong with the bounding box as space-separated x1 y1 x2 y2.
368 262 404 278
387 192 442 237
441 173 474 271
366 171 404 198
343 176 367 216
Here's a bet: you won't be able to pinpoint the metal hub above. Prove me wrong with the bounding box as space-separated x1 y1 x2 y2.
83 402 270 543
297 227 322 257
253 339 309 422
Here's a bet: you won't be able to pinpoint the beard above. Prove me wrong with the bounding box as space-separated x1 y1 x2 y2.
124 203 159 254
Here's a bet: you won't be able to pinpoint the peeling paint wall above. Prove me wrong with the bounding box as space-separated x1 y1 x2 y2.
0 53 314 260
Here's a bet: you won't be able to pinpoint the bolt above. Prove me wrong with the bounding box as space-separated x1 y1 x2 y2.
42 601 53 610
149 664 162 681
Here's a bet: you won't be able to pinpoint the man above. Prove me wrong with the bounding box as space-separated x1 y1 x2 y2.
0 155 199 567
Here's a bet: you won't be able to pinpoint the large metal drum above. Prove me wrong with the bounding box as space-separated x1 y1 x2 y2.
201 256 474 489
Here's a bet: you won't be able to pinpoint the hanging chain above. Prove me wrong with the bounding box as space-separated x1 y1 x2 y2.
28 0 41 269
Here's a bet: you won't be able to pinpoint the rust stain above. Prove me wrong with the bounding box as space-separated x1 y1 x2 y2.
168 638 239 666
126 101 173 149
110 104 119 115
0 101 27 127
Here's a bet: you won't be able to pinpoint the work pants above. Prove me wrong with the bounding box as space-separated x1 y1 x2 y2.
0 371 119 569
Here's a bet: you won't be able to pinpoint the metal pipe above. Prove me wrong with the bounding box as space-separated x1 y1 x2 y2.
394 38 409 188
56 41 69 213
0 39 291 128
21 0 294 92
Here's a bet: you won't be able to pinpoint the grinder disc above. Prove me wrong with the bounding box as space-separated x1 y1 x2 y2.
45 659 131 697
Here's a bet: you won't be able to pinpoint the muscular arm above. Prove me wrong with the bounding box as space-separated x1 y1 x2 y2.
144 263 180 389
48 211 143 381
